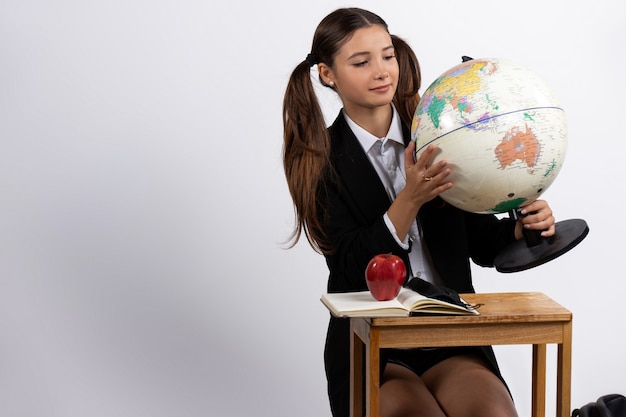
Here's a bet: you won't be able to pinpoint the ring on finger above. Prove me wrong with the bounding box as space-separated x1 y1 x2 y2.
422 175 433 181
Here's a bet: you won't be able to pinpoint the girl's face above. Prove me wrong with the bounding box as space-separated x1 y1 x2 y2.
321 25 399 115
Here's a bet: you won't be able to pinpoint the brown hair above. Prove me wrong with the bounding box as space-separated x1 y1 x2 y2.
282 8 421 253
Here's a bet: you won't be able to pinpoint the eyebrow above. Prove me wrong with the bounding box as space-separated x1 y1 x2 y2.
347 45 395 60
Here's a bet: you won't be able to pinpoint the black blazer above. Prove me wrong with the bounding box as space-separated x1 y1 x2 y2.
320 111 518 417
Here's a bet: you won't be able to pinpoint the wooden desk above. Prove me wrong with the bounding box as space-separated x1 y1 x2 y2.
350 292 572 417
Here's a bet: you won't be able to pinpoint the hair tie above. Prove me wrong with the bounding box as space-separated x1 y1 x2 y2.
306 53 318 67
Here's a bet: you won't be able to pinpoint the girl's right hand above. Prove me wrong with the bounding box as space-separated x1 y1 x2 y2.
386 142 453 241
402 141 453 210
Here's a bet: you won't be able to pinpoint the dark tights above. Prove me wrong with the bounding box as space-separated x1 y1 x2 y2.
379 354 518 417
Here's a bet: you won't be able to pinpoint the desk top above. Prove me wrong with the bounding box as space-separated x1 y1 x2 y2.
369 292 571 326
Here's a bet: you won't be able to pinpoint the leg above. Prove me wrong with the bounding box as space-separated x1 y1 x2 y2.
422 354 518 417
380 363 446 417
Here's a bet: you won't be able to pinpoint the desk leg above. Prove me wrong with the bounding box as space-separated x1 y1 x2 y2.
350 321 364 417
366 329 381 417
532 344 547 417
557 321 572 417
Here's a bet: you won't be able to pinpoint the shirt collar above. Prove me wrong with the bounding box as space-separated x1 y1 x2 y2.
343 105 405 153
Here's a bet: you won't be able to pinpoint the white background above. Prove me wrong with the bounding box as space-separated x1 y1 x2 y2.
0 1 624 416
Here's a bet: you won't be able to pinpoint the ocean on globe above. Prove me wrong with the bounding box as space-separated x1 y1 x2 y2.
411 58 567 214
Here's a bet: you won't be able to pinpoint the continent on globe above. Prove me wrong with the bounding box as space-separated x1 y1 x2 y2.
494 124 540 173
418 60 493 129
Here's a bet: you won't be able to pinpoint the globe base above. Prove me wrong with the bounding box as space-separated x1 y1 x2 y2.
494 218 589 273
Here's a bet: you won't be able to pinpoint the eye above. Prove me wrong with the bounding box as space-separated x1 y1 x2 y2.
353 60 368 67
385 54 396 61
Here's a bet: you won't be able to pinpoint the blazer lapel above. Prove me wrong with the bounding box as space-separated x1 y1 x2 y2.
329 113 391 218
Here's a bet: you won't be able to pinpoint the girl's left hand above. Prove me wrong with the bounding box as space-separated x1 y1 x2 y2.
515 199 556 240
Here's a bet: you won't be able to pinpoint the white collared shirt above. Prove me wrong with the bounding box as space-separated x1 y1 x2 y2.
344 107 442 285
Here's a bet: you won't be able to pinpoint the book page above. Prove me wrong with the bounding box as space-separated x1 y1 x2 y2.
396 287 478 315
396 287 431 308
322 291 405 312
320 291 408 317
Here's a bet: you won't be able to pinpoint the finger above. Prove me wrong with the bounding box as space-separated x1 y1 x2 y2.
541 223 556 237
415 144 438 168
521 211 549 228
435 180 454 193
523 214 554 229
520 199 548 215
404 141 417 168
521 210 555 239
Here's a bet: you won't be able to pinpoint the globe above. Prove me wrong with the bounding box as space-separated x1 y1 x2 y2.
411 57 588 272
411 57 567 214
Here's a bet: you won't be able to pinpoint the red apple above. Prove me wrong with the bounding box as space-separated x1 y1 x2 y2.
365 253 406 301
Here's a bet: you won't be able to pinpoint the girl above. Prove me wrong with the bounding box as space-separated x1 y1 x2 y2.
282 8 555 417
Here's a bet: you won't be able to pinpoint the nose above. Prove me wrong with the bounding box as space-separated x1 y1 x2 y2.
374 59 389 80
376 71 389 80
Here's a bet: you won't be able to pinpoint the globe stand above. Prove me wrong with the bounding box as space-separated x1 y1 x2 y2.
494 209 589 273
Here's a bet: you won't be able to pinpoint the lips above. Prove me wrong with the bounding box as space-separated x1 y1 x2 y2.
370 83 392 93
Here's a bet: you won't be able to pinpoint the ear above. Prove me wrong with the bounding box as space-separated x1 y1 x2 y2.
317 63 335 86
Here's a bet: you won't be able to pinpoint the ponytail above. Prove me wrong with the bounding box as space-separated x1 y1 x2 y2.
282 60 332 253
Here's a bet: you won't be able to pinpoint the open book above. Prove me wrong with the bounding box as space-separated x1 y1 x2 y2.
321 287 479 318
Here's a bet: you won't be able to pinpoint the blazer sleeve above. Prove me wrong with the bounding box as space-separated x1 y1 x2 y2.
320 174 409 293
464 211 518 267
320 115 411 293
